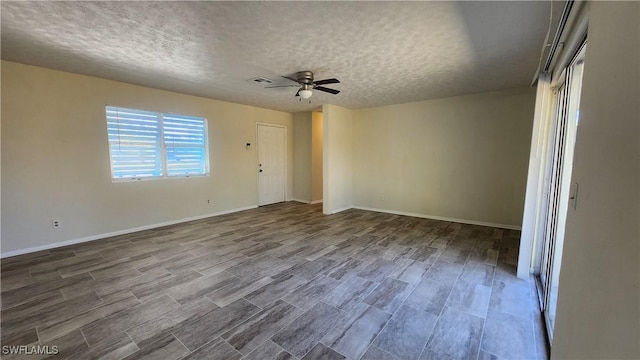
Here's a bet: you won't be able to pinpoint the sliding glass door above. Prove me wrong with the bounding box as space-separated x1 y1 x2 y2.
537 44 586 341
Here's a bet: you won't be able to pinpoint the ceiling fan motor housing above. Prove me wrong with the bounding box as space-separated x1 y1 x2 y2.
296 71 315 85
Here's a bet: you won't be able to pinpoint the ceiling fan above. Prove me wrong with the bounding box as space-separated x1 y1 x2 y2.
266 71 340 99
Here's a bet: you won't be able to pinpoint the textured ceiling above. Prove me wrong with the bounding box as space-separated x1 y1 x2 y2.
1 1 550 113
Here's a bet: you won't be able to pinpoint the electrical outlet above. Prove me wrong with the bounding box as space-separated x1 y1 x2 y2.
207 199 211 204
52 220 61 229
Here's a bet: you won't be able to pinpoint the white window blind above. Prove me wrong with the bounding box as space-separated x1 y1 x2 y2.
163 113 208 177
106 106 209 181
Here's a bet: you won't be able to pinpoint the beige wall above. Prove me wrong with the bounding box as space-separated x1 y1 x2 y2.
552 2 640 358
292 111 323 203
352 88 535 228
311 112 323 202
292 112 312 202
323 104 354 214
1 61 293 256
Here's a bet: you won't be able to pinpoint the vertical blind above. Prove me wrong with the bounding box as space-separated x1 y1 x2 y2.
106 106 209 180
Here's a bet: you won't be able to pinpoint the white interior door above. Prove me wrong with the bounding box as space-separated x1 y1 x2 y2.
257 124 286 206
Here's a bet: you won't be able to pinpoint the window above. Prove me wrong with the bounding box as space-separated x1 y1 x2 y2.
106 106 209 181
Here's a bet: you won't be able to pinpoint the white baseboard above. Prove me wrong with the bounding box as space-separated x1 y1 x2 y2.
289 198 311 204
2 204 521 258
328 206 353 214
289 199 323 205
351 206 522 230
0 205 258 259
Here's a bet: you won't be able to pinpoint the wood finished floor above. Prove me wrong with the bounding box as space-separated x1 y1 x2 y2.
1 203 547 360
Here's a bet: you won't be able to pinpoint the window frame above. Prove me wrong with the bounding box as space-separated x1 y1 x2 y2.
106 105 210 182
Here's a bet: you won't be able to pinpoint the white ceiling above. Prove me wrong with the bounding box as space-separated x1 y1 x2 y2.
1 1 551 113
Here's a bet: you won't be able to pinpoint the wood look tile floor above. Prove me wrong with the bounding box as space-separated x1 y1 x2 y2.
0 203 548 360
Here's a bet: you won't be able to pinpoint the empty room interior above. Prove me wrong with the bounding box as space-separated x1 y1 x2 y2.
1 1 638 360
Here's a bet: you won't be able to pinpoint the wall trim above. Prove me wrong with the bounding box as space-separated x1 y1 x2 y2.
310 200 323 204
289 198 311 204
3 203 521 258
1 205 258 259
329 206 353 214
352 206 522 230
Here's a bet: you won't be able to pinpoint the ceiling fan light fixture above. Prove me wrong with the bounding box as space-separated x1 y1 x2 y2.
299 88 313 99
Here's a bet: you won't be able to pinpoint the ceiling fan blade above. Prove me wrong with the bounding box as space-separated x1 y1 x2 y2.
265 85 299 88
295 88 301 97
314 78 340 85
314 86 340 95
282 75 299 83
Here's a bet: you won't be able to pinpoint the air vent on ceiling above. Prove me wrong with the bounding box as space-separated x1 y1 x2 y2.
249 77 273 84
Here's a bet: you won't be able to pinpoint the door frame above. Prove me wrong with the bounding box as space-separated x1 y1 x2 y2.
256 122 288 206
534 42 586 342
538 76 569 312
